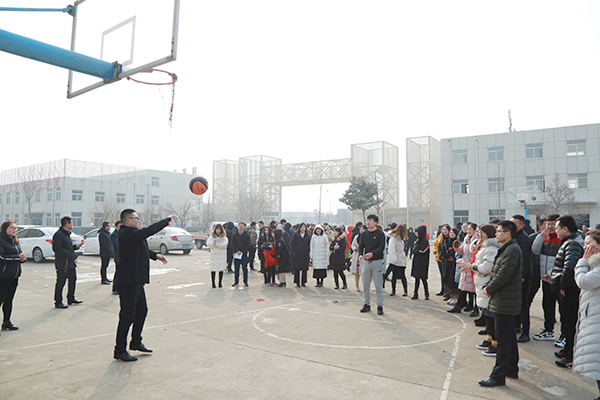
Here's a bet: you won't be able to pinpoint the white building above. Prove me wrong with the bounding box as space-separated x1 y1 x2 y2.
0 160 203 232
441 123 600 227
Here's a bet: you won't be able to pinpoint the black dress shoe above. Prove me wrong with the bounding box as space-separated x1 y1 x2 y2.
517 333 530 343
377 306 384 315
55 303 68 309
478 378 505 387
130 343 153 353
114 352 138 362
360 304 371 313
68 299 83 305
2 321 18 331
101 281 110 285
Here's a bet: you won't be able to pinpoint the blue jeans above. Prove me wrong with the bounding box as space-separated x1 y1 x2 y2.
234 254 248 284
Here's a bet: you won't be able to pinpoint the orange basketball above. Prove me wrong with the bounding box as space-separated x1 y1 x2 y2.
189 176 208 195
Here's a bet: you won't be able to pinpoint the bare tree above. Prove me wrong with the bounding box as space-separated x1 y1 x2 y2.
200 200 215 231
14 165 47 224
238 192 269 223
542 173 584 222
164 199 194 229
89 200 121 227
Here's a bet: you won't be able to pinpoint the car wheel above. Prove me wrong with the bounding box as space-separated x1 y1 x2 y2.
183 249 191 255
195 240 203 250
160 244 169 255
33 247 44 263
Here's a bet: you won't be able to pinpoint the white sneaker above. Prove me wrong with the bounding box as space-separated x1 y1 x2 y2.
554 334 566 348
532 330 555 341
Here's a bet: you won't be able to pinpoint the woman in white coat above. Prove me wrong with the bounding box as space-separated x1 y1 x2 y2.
350 225 365 292
387 224 408 296
573 230 600 398
310 225 330 287
458 224 501 355
207 223 228 288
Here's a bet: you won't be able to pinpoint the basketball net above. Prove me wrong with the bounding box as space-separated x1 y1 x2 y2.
127 68 178 129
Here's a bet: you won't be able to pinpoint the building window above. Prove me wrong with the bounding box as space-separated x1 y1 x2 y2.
151 195 159 205
526 176 546 191
14 214 19 224
489 209 506 220
5 193 9 204
55 188 61 201
54 213 60 226
94 213 104 227
488 178 505 193
31 213 43 225
454 210 469 225
452 150 468 164
35 190 41 202
47 188 53 201
116 193 126 203
5 214 9 222
15 192 20 204
136 194 145 205
566 139 586 156
488 147 504 162
72 212 82 227
525 143 543 159
46 213 52 226
452 180 469 194
72 190 83 201
95 192 105 202
568 174 588 189
151 177 160 187
195 198 202 211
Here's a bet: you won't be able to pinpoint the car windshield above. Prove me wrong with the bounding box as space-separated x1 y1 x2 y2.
42 227 59 235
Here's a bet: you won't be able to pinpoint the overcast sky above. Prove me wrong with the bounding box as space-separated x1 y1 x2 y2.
1 0 599 213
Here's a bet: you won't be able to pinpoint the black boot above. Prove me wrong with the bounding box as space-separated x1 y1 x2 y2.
425 291 430 300
211 271 216 288
411 292 418 300
218 271 223 288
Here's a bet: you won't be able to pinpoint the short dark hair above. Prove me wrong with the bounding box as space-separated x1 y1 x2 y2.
355 222 363 227
258 220 264 224
367 214 378 223
280 219 287 224
557 215 577 233
489 218 501 225
511 214 526 224
114 221 122 227
61 216 72 227
538 218 546 227
498 220 517 238
102 221 110 229
120 208 136 223
546 214 559 222
250 221 256 227
238 221 246 227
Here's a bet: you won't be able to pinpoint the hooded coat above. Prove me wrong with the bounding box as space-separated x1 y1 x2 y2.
455 233 476 292
310 225 329 270
573 253 600 381
329 233 347 272
411 226 430 279
274 230 291 273
207 231 228 272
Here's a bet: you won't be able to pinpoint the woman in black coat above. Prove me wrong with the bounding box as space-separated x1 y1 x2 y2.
411 225 430 300
406 228 417 258
291 223 311 287
274 229 291 287
329 227 348 289
0 220 26 331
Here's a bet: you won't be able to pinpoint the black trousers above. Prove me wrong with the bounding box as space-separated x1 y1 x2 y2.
542 281 557 332
414 278 429 294
0 277 18 322
482 311 496 340
248 246 257 267
388 265 407 293
100 256 111 282
558 290 579 359
490 313 519 382
227 249 234 271
516 276 531 335
54 267 76 304
333 270 347 287
115 284 148 354
294 270 307 285
527 267 541 306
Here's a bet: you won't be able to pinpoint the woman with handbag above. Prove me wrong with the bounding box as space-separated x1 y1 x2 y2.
0 220 27 331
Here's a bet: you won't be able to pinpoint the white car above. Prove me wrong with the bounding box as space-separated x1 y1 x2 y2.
16 227 84 263
82 228 115 255
147 227 194 255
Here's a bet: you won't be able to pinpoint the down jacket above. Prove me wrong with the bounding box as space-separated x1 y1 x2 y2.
387 234 407 267
329 233 347 272
573 253 600 381
550 233 585 296
486 238 523 316
207 233 228 272
531 233 561 283
455 233 476 292
0 232 23 279
471 238 501 310
310 225 330 270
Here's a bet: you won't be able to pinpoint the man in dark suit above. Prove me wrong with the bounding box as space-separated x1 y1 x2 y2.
99 221 114 285
113 209 176 362
52 216 83 308
110 221 122 295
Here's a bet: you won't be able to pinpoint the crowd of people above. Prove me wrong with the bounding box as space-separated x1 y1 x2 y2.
1 209 600 396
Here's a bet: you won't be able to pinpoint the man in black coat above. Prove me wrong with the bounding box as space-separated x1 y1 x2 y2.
110 221 122 295
511 215 533 342
231 222 250 287
99 221 114 285
52 216 83 308
113 209 175 362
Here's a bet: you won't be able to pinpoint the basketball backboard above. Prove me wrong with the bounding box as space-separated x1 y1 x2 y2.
67 0 179 98
507 185 539 204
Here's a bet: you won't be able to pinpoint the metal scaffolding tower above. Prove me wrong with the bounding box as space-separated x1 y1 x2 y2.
406 137 441 231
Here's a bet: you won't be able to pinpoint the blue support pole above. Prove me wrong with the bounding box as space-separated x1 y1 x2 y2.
0 29 120 81
0 7 74 15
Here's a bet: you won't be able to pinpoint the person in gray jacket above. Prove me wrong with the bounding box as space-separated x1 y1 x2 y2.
247 222 258 271
572 230 600 398
479 220 522 387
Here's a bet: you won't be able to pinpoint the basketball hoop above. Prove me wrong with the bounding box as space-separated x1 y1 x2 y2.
518 200 526 207
127 68 178 128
